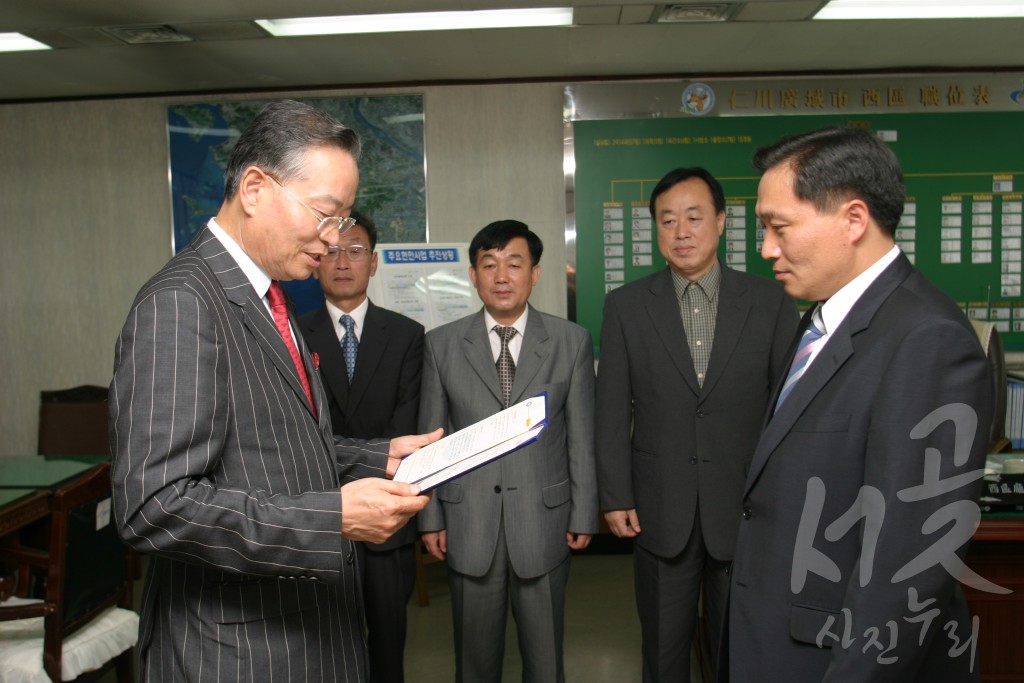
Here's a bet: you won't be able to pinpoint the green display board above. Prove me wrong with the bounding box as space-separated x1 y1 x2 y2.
574 112 1024 354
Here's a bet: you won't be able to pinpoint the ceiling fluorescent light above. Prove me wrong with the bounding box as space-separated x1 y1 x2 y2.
815 0 1024 19
256 7 574 36
0 32 52 52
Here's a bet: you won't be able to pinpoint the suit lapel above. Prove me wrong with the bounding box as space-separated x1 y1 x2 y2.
701 265 750 398
510 305 550 405
647 269 700 394
744 254 914 496
194 228 321 425
346 302 387 414
463 310 504 406
304 305 351 412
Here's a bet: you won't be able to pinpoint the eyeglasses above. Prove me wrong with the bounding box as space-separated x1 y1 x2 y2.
267 173 357 238
322 245 372 262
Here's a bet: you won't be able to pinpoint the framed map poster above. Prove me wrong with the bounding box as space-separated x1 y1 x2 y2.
166 95 425 313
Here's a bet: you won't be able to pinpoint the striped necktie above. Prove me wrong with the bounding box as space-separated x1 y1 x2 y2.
775 308 826 411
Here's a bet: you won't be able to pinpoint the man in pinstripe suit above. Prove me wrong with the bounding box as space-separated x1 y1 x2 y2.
110 100 439 683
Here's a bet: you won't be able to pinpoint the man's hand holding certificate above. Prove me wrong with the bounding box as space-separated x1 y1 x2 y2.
394 394 548 491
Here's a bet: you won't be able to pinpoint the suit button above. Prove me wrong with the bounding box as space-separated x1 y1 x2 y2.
742 507 752 520
696 409 706 418
689 457 698 465
346 551 355 565
494 485 502 494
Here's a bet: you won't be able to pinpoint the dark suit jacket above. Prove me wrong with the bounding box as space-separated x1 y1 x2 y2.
110 227 391 683
417 306 598 579
724 253 992 682
596 264 798 560
300 300 425 551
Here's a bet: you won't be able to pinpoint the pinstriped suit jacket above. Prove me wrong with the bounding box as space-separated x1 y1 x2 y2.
110 226 390 683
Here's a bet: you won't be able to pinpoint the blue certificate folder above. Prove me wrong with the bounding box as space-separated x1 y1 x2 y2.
395 393 548 492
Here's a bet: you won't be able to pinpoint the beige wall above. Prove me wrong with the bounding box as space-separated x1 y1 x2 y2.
0 82 566 455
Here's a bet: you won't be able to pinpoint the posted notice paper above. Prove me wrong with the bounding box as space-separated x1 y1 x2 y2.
394 393 548 491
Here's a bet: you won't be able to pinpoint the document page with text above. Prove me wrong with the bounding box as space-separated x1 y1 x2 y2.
394 394 547 491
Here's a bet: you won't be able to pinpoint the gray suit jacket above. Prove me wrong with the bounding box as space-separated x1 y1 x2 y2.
417 305 598 579
110 227 390 683
596 264 798 559
724 254 992 682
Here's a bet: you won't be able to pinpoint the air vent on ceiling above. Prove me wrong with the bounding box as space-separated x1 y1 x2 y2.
99 25 193 45
656 4 734 23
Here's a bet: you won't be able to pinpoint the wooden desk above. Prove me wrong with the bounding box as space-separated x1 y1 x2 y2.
0 488 51 600
966 516 1024 682
0 456 105 490
0 489 50 538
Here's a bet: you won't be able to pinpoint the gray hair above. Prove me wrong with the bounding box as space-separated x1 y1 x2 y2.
223 99 361 200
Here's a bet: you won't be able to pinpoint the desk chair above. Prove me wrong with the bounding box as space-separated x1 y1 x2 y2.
0 462 137 682
413 539 444 606
970 320 1009 452
38 385 110 456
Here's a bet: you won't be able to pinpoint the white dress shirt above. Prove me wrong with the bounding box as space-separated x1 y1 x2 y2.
483 308 528 364
806 244 901 369
325 297 369 344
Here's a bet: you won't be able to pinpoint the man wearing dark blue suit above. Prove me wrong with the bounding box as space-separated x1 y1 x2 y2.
301 210 425 683
721 126 994 682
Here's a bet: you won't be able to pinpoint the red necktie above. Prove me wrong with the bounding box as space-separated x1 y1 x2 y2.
267 282 316 415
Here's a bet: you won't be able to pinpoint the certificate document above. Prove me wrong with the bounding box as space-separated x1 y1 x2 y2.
394 393 547 491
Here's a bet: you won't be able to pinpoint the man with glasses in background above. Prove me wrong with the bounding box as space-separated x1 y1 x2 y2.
301 210 425 683
110 100 439 683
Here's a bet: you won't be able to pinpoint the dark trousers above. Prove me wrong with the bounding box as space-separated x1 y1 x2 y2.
634 510 730 683
363 543 417 683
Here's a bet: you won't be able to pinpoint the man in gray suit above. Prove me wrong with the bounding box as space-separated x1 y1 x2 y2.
110 100 439 683
596 167 798 682
418 220 598 683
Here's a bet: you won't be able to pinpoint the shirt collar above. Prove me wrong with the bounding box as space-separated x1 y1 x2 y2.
207 217 272 300
671 259 722 302
819 244 901 335
484 306 528 337
325 297 369 338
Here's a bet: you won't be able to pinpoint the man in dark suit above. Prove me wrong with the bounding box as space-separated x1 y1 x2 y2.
110 100 440 683
721 126 994 682
418 220 598 683
596 167 798 682
301 210 425 683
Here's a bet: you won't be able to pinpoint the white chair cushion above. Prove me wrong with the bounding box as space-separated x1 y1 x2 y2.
0 597 138 683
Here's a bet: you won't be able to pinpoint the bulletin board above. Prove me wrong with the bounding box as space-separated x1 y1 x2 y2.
367 242 479 332
565 75 1024 354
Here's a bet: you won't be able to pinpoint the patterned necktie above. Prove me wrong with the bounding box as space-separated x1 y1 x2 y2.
267 282 315 415
775 308 826 411
494 325 518 408
340 314 358 384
